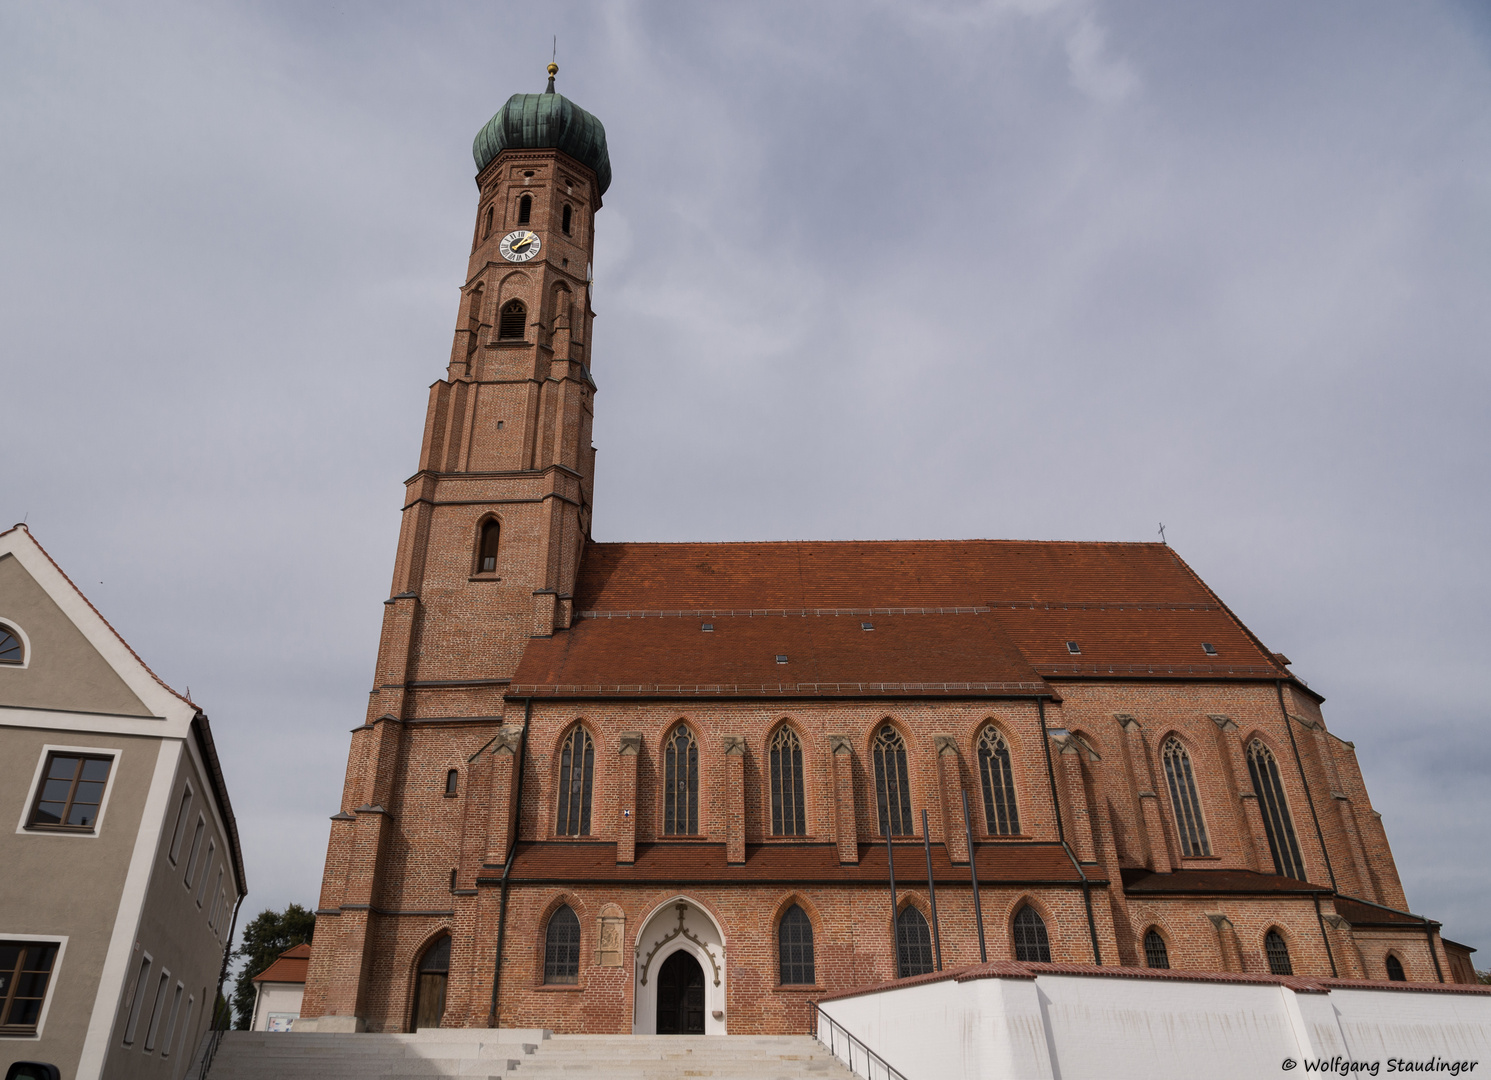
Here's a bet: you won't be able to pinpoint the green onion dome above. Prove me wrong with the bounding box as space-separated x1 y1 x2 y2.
472 64 611 195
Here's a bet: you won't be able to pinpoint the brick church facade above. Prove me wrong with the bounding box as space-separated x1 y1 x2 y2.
299 68 1477 1035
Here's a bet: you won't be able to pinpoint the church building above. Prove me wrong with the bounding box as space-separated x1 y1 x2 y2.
297 67 1477 1037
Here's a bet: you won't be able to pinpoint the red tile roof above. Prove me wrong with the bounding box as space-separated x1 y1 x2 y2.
251 942 311 984
1331 896 1430 927
1121 868 1330 895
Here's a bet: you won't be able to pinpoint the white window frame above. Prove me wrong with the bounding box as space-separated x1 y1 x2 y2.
0 932 68 1039
159 981 184 1058
0 616 33 669
123 950 153 1046
175 993 196 1061
183 814 206 888
143 965 171 1051
167 783 194 865
195 842 215 906
14 744 122 838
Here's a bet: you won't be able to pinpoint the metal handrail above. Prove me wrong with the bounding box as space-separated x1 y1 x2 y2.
809 1000 909 1080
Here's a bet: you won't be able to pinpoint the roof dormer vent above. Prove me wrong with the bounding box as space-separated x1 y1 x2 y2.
1065 641 1081 655
1201 643 1217 656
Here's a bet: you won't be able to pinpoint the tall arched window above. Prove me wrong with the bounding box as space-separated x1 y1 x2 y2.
556 727 594 836
0 624 21 665
465 284 484 356
1385 953 1406 981
517 193 532 224
411 936 450 1030
873 725 913 837
544 905 581 984
482 205 494 239
498 300 526 340
663 723 698 835
1012 905 1051 962
770 726 806 836
1247 740 1306 880
1162 738 1211 857
561 204 573 235
896 907 934 977
778 905 814 985
1265 929 1292 975
1143 929 1169 969
977 725 1020 835
444 769 458 797
477 518 500 574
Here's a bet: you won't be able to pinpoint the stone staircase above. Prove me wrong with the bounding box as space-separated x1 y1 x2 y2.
205 1029 859 1080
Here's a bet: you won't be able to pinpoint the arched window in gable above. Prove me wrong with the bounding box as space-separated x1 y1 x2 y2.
562 203 573 235
895 906 934 977
0 624 22 665
1265 929 1292 975
872 724 913 837
476 518 500 574
497 300 526 340
1247 739 1306 880
1385 953 1406 981
663 723 698 835
977 725 1020 835
556 727 594 837
1144 928 1170 969
544 905 581 984
769 726 806 836
517 193 532 224
1162 737 1211 857
778 904 814 984
1012 905 1051 962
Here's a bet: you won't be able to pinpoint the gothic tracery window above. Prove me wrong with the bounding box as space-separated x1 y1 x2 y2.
1162 737 1211 857
1247 739 1306 880
1012 905 1051 963
895 906 934 977
544 905 581 984
663 723 698 835
977 725 1020 835
1265 929 1292 975
1144 928 1170 969
872 724 913 837
778 904 814 985
556 727 594 837
769 726 806 836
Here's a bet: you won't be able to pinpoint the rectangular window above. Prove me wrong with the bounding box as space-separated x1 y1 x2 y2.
208 869 224 929
196 842 215 905
123 953 153 1044
143 968 171 1050
184 816 206 888
159 983 184 1057
176 995 195 1060
0 940 60 1035
168 786 193 863
27 751 113 831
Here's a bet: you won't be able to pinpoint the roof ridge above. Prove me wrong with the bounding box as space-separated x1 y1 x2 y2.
588 538 1173 548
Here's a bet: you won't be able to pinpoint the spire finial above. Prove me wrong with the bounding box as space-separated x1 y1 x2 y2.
546 61 558 93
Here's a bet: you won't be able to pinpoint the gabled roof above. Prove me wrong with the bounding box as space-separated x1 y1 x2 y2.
252 942 311 985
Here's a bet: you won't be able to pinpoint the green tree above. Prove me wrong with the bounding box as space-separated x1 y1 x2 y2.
231 903 315 1029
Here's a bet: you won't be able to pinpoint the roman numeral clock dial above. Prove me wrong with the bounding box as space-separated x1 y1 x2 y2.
499 229 541 262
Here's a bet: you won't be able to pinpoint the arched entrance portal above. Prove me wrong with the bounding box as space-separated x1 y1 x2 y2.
655 951 706 1034
411 936 449 1030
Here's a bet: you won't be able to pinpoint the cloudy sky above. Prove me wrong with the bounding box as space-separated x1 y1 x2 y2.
3 1 1489 962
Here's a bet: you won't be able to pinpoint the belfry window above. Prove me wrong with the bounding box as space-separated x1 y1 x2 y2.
1144 929 1170 969
895 907 934 977
872 724 913 837
0 624 21 664
1162 738 1211 857
1247 740 1306 880
497 300 526 340
477 519 500 574
517 194 532 224
1265 929 1292 975
556 727 594 837
544 905 581 984
778 905 814 985
663 723 699 835
977 725 1020 835
482 205 494 239
562 204 573 235
1012 905 1051 963
769 726 806 836
1385 953 1406 981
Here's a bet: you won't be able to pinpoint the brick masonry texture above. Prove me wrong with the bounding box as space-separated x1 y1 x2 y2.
298 122 1473 1037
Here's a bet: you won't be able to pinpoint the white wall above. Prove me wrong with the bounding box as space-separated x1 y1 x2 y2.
817 973 1491 1080
251 982 305 1032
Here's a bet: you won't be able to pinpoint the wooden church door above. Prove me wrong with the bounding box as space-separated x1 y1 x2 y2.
655 951 706 1034
412 936 450 1030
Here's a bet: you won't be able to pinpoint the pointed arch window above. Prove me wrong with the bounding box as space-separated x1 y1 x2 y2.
517 193 532 224
498 300 526 340
1013 905 1051 962
556 727 594 837
1385 953 1406 981
1162 738 1211 857
977 725 1020 835
544 905 581 984
1247 740 1306 880
477 519 500 574
873 725 913 837
663 724 698 835
1144 929 1170 969
769 726 806 836
466 285 485 355
0 624 21 665
778 905 814 985
1265 929 1292 975
561 204 573 235
895 907 934 977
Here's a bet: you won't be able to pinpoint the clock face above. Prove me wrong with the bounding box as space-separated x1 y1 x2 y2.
499 230 541 263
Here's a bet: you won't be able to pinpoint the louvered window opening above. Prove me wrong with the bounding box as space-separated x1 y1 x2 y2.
896 907 934 977
770 727 807 836
544 906 581 984
1144 929 1170 969
873 725 913 837
562 204 573 234
517 194 532 224
977 726 1020 835
778 905 814 985
1247 740 1306 880
1013 905 1052 962
498 301 526 340
1265 930 1292 976
1162 738 1212 857
0 625 21 664
556 728 594 836
663 724 699 835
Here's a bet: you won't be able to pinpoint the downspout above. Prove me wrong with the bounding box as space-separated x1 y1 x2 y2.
1038 697 1102 965
212 894 244 1030
1312 894 1338 978
1423 921 1445 983
487 698 532 1027
1276 680 1337 893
